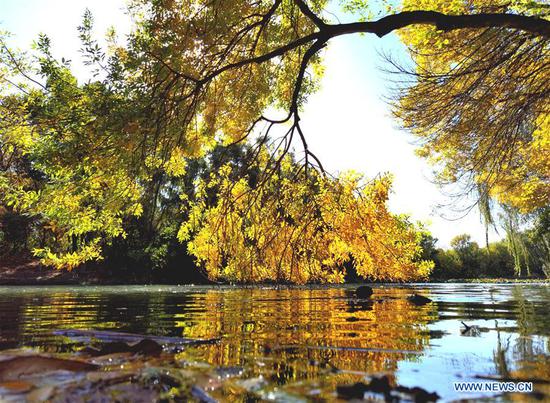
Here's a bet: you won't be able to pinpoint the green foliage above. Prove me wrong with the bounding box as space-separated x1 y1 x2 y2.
427 219 550 280
0 28 145 269
430 236 515 280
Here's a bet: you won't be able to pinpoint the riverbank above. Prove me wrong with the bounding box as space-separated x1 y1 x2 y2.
0 255 213 285
0 256 116 285
1 256 548 285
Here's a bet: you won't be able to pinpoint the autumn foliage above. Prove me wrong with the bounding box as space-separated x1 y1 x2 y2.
1 0 548 281
395 0 549 212
179 149 433 283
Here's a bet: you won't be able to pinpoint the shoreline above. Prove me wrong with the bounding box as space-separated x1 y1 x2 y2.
0 257 548 286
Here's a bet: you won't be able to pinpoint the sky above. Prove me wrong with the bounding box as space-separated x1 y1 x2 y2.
0 0 499 248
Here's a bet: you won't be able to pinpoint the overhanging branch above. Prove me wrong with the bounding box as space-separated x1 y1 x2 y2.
151 4 550 179
326 10 550 39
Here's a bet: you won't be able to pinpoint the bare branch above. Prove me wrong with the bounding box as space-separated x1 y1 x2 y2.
326 11 550 38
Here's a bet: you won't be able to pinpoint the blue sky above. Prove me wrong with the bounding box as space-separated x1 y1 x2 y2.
0 0 497 248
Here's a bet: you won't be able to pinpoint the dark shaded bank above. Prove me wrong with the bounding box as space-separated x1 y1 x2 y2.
1 256 548 286
0 256 213 286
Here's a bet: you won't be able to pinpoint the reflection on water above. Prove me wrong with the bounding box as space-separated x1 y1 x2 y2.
0 284 548 400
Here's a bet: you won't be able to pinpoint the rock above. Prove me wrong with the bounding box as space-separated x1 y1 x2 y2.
54 329 219 345
355 286 373 299
81 338 163 357
460 321 481 336
337 376 439 401
191 385 218 403
337 382 372 400
0 356 98 382
131 339 163 356
336 376 393 399
0 380 33 394
395 385 440 402
408 294 432 306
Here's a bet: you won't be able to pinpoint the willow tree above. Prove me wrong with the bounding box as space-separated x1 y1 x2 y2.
392 0 548 213
123 0 547 280
178 145 432 283
1 0 548 280
124 0 548 178
387 0 548 275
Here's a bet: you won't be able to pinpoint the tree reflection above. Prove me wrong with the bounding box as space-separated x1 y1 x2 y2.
2 286 550 400
174 288 437 388
490 286 550 400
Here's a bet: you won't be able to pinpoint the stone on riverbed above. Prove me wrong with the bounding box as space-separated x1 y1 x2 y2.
355 286 373 299
408 294 432 306
337 375 439 401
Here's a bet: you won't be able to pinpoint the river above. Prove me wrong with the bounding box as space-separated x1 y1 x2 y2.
0 283 548 401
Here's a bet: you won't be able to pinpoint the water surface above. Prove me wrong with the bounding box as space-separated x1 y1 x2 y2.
0 283 548 401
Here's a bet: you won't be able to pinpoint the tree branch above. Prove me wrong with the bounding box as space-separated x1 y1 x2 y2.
148 6 550 181
199 32 320 84
325 11 550 39
198 10 549 97
293 0 325 28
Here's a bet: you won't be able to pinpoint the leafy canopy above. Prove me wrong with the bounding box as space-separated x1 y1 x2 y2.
395 0 549 213
178 146 433 283
2 0 548 280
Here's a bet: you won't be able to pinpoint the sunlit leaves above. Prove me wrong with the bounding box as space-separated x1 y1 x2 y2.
1 0 495 278
396 0 549 212
179 147 433 283
0 39 144 269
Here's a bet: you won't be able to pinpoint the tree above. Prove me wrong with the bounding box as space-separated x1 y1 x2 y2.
418 233 438 262
449 234 483 277
393 0 549 213
178 144 433 283
0 32 145 269
528 207 550 278
124 0 548 281
427 234 516 279
1 0 548 280
116 0 549 182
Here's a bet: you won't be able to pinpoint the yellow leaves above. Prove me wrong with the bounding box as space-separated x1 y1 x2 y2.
230 179 249 201
145 155 163 170
1 119 144 268
165 147 187 177
483 113 549 212
3 125 35 154
130 202 144 217
396 0 549 214
180 149 432 284
33 238 103 271
0 182 40 212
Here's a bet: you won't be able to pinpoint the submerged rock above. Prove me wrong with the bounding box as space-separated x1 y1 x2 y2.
54 329 219 345
81 338 163 357
337 375 439 401
0 355 97 382
191 385 218 403
408 294 432 306
460 321 482 336
355 286 373 299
